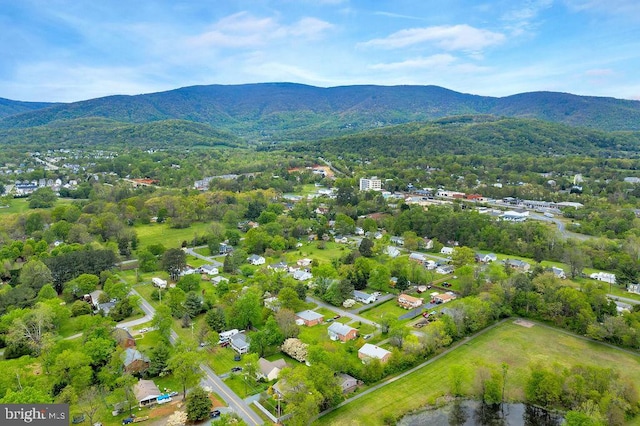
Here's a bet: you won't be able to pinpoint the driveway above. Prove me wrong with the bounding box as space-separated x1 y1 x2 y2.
184 246 223 268
306 295 380 328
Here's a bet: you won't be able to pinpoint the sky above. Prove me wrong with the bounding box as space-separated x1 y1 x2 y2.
1 0 640 102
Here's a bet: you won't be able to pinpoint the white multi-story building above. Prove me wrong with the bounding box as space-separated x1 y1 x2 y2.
359 177 382 191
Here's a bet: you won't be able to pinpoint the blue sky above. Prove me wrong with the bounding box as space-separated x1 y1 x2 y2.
1 0 639 102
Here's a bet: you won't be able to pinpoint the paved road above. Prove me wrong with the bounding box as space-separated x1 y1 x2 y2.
306 295 380 328
608 294 640 305
530 213 591 241
184 246 223 268
200 364 263 426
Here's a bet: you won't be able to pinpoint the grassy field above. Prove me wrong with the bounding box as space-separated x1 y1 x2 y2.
316 320 640 426
0 197 77 215
134 222 212 249
359 299 412 324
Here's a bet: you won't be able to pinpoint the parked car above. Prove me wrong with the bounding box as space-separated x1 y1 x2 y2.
122 417 134 425
231 367 243 372
333 315 341 320
219 341 230 348
233 354 241 361
210 410 221 418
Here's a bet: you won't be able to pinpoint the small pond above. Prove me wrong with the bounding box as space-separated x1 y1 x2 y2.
398 400 563 426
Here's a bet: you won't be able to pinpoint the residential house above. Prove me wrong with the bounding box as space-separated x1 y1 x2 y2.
436 265 454 275
551 267 566 279
264 296 280 312
505 259 531 272
358 343 392 363
219 243 234 255
211 276 229 286
398 294 423 309
334 235 348 244
248 255 266 266
257 358 287 381
327 322 358 342
353 290 376 304
440 247 454 256
199 264 219 275
152 277 167 289
297 258 313 267
590 272 616 284
434 293 457 304
295 310 324 326
230 332 250 354
337 373 360 394
422 238 434 250
292 270 313 281
87 289 105 308
97 301 116 315
113 327 136 349
409 252 427 263
122 348 150 374
133 379 162 407
475 253 498 263
390 236 405 246
269 261 288 272
385 246 401 258
425 260 437 270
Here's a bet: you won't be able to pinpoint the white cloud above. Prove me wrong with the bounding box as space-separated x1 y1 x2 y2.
370 54 457 71
564 0 640 14
585 68 615 76
188 12 333 49
502 0 554 36
359 24 505 52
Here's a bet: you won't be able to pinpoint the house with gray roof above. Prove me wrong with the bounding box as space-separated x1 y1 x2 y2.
328 322 358 342
295 310 324 326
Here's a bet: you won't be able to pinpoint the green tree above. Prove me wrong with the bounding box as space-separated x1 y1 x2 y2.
278 286 302 311
147 344 171 377
19 259 53 293
152 304 174 341
230 291 262 329
186 386 212 421
358 237 374 257
452 246 476 268
167 345 204 400
137 249 158 273
28 187 57 208
205 307 227 333
449 365 470 397
275 309 300 338
37 284 58 301
162 248 187 281
184 291 204 318
177 274 201 293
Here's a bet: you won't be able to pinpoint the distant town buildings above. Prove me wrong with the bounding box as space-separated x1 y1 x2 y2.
359 177 382 191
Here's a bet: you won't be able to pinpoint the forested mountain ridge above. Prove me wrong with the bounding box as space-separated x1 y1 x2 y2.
1 83 640 144
286 115 640 157
0 117 243 149
0 97 57 119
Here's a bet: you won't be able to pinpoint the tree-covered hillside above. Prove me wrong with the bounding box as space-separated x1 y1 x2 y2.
0 97 57 119
287 116 640 157
0 118 242 149
1 84 640 145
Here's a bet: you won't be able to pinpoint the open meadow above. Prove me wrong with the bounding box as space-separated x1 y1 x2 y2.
316 320 640 426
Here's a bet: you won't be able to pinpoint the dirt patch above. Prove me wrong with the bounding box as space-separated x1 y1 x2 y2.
513 319 535 328
209 394 225 408
148 400 183 419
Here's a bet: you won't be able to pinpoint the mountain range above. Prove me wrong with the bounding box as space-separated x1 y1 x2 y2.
1 83 640 148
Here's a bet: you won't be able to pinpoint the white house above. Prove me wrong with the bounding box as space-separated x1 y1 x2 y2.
199 264 219 275
409 252 426 263
248 255 266 265
436 265 454 275
353 290 376 304
211 276 229 286
475 253 498 263
230 332 250 354
590 272 616 284
358 343 391 363
385 246 401 258
258 358 287 381
152 277 167 289
440 247 454 255
551 267 566 279
292 270 313 281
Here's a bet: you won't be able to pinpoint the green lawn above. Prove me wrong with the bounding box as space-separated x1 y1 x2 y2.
224 373 270 398
0 197 77 216
359 299 411 324
207 346 242 374
284 241 349 265
298 323 332 346
134 222 212 249
316 320 640 425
